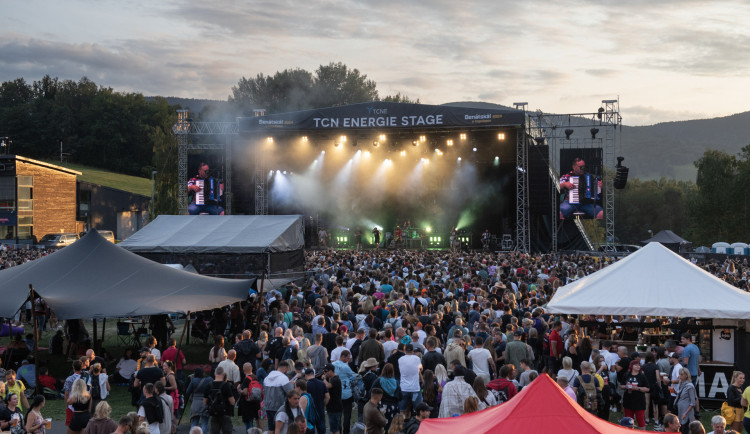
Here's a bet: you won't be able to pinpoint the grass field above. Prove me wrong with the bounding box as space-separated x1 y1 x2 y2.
40 160 152 197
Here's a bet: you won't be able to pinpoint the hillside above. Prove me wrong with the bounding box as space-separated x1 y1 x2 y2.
43 160 151 196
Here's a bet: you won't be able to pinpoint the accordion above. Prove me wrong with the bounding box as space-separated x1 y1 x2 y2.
568 174 599 204
194 177 220 205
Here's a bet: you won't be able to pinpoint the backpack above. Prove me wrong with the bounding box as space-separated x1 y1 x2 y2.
490 383 510 404
143 396 164 424
576 375 599 413
246 377 263 402
207 382 226 417
302 392 318 428
350 374 366 402
90 374 101 399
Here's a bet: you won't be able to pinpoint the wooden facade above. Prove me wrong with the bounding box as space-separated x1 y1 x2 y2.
0 156 80 242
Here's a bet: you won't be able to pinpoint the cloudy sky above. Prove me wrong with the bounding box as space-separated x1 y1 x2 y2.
2 0 748 125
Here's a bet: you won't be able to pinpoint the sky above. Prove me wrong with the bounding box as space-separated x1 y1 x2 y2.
1 0 749 126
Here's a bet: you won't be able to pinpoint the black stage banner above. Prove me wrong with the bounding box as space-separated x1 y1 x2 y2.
238 102 525 133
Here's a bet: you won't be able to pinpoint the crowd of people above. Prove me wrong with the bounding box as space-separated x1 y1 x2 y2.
2 246 750 434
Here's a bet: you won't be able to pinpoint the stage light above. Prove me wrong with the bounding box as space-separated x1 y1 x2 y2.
494 156 500 166
590 128 600 139
373 141 380 147
447 139 454 146
597 107 605 120
301 136 308 143
472 147 477 152
498 133 505 140
269 170 274 175
412 140 418 146
340 135 347 143
457 157 462 162
321 150 325 154
425 226 432 233
400 150 406 157
276 170 281 173
282 171 287 174
419 135 426 142
266 137 274 143
436 150 443 156
460 133 467 140
565 129 574 140
534 137 545 145
334 142 341 147
379 134 386 142
364 151 371 158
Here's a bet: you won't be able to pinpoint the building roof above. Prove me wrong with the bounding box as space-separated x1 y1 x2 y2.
0 155 82 176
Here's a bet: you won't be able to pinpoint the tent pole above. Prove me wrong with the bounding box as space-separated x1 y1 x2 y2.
101 318 106 351
254 271 266 339
176 311 190 375
93 318 98 353
29 284 40 395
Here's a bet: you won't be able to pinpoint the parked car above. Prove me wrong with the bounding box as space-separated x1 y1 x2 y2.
97 230 115 243
37 233 80 248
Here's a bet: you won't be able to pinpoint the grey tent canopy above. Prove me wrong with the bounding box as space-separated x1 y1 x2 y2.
641 230 690 245
118 215 304 254
0 230 252 319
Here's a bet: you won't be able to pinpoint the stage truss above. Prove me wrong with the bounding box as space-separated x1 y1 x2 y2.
526 99 622 252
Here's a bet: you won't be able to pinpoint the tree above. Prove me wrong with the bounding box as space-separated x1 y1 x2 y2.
689 149 742 244
381 92 420 104
311 62 378 107
229 68 314 115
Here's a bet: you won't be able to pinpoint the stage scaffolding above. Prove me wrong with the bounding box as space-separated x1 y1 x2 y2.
526 99 622 251
172 111 239 215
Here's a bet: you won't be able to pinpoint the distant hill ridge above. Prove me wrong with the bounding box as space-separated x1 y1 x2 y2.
148 97 749 181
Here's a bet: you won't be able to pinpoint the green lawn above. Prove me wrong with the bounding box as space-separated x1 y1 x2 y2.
41 160 152 196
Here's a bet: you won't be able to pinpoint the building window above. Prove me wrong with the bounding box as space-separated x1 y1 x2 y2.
17 175 33 240
0 177 14 210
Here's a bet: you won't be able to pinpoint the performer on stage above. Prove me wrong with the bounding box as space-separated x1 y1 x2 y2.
372 227 380 250
559 158 603 219
187 162 224 215
394 225 403 247
482 229 491 250
318 226 328 248
450 226 458 252
354 227 363 251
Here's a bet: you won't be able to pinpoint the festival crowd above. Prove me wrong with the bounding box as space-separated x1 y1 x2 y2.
2 246 750 434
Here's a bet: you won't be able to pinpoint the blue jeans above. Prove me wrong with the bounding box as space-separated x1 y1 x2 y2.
188 203 224 215
399 390 423 411
328 412 342 433
744 417 750 433
560 201 602 219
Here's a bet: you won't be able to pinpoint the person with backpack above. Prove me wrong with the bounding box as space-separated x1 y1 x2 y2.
486 365 517 405
572 361 604 416
295 379 318 433
238 363 263 432
204 366 235 434
232 330 262 371
137 383 163 434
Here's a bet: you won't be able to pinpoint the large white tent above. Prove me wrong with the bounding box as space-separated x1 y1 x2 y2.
547 242 750 319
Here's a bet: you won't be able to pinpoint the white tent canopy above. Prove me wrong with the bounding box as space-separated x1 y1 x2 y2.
119 215 304 254
547 242 750 319
0 230 252 319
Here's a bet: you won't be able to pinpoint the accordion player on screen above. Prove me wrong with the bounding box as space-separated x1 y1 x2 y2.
559 157 603 220
187 162 225 215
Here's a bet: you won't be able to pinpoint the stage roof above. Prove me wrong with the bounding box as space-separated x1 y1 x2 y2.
238 101 525 133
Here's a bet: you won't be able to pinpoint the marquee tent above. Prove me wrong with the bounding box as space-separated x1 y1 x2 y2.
119 215 305 275
641 229 691 252
547 242 750 319
0 230 252 319
417 374 644 434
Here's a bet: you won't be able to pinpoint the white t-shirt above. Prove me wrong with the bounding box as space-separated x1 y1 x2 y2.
330 346 346 363
383 340 399 356
137 406 161 434
116 358 138 380
416 330 427 345
274 407 301 434
468 348 493 376
398 354 422 392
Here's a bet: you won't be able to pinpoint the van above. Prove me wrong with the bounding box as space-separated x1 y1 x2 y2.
37 233 80 248
97 230 115 243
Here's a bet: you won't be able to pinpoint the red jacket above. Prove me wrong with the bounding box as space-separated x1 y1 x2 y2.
486 377 518 400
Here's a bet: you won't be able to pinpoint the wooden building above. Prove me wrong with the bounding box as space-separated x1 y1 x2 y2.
0 155 81 243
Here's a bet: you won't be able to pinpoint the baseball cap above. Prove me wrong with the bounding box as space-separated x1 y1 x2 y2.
619 417 634 428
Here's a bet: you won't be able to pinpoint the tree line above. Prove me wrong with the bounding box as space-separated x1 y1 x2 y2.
0 67 744 245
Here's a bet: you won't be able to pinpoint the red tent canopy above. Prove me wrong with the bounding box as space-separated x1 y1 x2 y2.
417 374 657 433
